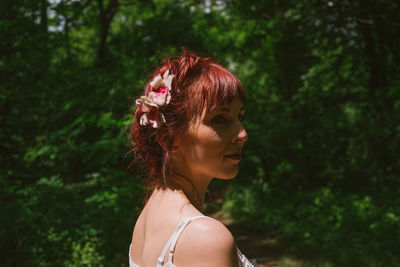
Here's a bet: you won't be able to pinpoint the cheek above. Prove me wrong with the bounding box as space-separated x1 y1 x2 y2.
183 126 240 179
189 128 225 159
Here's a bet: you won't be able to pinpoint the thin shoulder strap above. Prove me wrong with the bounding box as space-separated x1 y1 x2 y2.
156 216 216 267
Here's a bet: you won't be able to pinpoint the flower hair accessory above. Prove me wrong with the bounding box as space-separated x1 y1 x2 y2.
135 70 175 128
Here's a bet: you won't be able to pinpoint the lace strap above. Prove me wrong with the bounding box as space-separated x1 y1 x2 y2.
237 248 259 267
128 244 139 267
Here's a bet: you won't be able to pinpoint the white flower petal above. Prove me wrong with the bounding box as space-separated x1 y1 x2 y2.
148 91 167 106
151 119 162 128
135 98 143 109
160 112 166 124
165 92 171 105
139 113 149 126
141 95 158 108
150 74 163 88
162 70 175 90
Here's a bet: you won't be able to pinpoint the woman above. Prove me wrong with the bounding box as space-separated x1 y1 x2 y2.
129 51 258 267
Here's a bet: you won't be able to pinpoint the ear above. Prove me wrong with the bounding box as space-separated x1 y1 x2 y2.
156 130 179 153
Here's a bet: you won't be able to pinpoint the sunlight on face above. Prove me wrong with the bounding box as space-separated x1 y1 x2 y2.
177 97 248 179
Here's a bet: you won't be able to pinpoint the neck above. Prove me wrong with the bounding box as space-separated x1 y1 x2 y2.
168 170 212 212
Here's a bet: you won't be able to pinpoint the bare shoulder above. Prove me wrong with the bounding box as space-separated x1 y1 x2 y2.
174 217 239 267
188 218 235 248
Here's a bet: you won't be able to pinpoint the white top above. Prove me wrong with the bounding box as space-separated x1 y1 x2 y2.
129 215 258 267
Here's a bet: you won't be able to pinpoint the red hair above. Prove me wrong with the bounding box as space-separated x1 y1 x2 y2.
129 50 245 193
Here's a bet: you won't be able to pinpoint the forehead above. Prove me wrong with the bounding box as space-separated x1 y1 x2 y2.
198 96 244 119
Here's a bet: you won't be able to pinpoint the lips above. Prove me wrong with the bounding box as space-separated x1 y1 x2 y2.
224 153 241 161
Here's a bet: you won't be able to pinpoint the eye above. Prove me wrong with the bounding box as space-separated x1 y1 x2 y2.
211 115 227 124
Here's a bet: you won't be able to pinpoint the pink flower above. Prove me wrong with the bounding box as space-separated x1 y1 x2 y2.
148 107 165 128
138 107 165 128
148 86 170 106
135 96 157 112
135 69 174 128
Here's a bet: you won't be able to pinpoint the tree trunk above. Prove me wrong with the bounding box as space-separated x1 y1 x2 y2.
358 1 383 116
93 0 119 67
40 0 48 32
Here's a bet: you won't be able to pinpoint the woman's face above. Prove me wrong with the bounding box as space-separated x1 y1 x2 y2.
176 97 248 179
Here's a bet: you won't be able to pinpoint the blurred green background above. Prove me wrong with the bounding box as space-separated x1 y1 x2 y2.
1 0 399 266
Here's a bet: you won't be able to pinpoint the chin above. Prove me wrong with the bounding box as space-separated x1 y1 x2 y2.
216 166 239 180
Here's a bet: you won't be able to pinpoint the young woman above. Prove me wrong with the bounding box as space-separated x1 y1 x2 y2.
129 51 258 267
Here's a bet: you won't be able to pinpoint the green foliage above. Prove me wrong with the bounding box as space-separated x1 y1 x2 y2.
66 238 105 267
1 0 399 266
225 183 400 266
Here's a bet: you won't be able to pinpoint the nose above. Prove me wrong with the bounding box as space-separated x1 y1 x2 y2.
232 123 248 145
